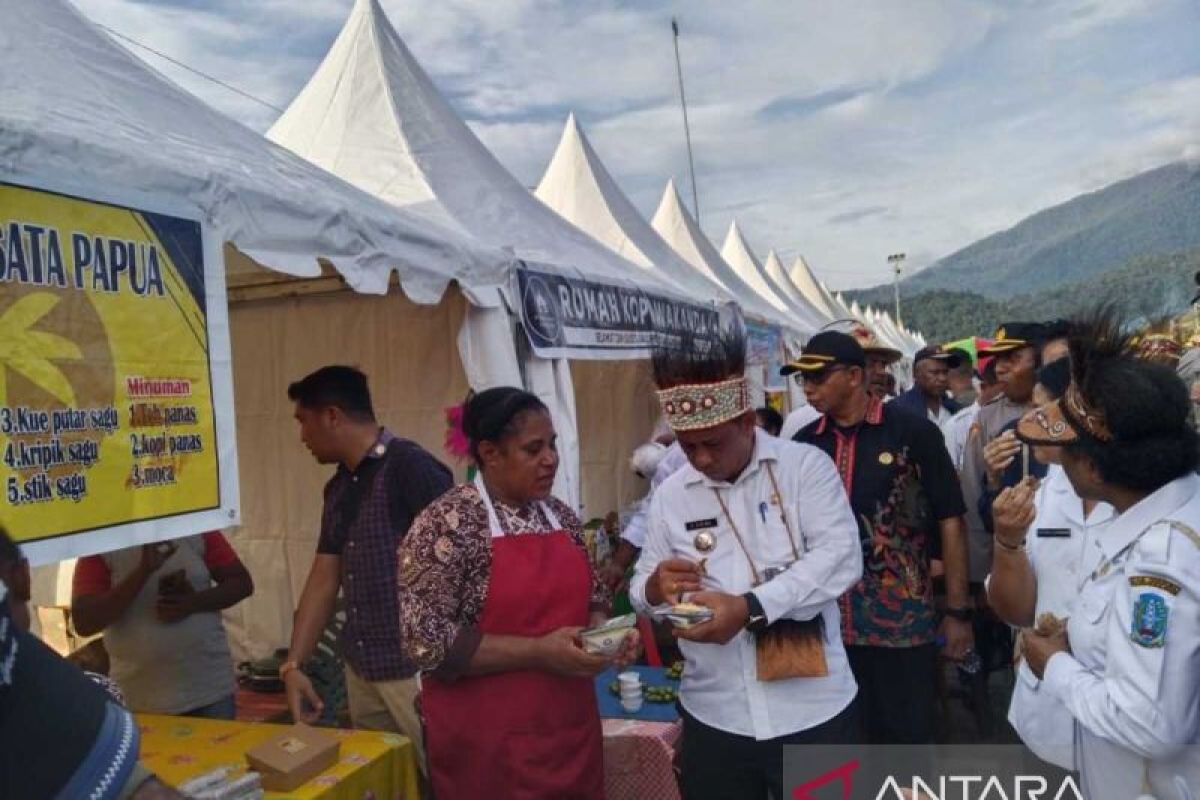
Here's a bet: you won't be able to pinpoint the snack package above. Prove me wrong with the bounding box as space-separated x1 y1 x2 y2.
652 603 714 629
580 613 637 656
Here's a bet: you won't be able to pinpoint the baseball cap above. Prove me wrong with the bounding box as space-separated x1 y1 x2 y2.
780 331 866 376
978 322 1048 356
913 345 963 368
821 320 903 365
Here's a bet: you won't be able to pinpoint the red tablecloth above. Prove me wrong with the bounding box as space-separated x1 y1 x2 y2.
602 718 682 800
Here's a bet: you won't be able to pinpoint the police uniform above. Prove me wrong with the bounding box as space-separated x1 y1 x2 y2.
963 324 1047 582
1041 473 1200 799
1001 465 1115 769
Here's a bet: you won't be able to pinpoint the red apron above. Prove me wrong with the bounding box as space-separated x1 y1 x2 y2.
421 478 605 800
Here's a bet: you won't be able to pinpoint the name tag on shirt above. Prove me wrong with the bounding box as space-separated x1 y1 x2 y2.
1035 528 1071 538
685 518 719 532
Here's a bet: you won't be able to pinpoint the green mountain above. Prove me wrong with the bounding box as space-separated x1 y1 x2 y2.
846 160 1200 342
877 249 1200 344
903 161 1200 298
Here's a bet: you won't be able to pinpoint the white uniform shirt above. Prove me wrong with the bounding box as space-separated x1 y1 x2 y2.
779 404 822 441
621 443 689 549
927 404 954 428
941 402 980 471
1042 473 1200 799
630 430 862 740
1004 466 1114 769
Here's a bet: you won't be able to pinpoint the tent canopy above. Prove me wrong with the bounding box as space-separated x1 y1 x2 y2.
720 222 795 317
0 0 512 305
534 114 733 305
761 249 830 331
788 256 840 320
650 180 797 332
267 0 688 301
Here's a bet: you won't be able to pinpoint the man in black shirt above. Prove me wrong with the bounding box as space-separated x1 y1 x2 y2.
784 332 973 743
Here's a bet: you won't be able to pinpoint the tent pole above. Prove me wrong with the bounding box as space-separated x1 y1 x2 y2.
672 17 701 225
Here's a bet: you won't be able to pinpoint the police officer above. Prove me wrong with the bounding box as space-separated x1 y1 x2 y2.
1016 312 1200 799
961 323 1049 584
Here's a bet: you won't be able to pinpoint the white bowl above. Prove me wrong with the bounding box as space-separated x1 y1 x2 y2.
620 697 644 713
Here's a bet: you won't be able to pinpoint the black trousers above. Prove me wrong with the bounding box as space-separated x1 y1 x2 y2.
845 643 938 744
679 698 861 800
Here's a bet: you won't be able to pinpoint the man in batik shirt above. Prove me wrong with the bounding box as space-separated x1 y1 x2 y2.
789 332 972 743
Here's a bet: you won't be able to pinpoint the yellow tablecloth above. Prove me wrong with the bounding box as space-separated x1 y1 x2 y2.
135 714 420 800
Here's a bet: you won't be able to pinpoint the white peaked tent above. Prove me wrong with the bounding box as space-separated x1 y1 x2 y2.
871 309 906 352
788 256 840 321
761 250 831 331
650 180 796 333
3 0 526 655
1 0 510 303
534 115 733 306
828 289 856 320
267 0 677 300
721 222 796 317
878 311 917 355
268 0 689 528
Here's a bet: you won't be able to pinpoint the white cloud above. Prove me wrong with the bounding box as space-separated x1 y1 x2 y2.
61 0 1200 293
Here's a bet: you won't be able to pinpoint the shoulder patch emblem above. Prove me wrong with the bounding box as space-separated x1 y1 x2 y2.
1129 575 1181 596
1131 592 1169 648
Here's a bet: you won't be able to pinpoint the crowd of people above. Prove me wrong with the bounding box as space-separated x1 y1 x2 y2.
3 306 1200 799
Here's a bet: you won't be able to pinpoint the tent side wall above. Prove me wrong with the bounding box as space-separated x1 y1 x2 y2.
570 360 661 522
222 284 471 660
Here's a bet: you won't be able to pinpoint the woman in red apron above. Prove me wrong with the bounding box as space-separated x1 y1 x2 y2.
398 387 638 799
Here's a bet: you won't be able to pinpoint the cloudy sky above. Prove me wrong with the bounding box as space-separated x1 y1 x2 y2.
73 0 1200 289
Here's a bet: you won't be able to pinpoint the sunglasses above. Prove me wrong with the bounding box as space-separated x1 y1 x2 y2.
798 365 849 385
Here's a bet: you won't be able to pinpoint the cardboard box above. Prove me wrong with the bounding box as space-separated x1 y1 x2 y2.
244 725 340 792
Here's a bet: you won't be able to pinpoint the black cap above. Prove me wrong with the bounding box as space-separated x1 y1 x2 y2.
780 331 866 376
913 345 963 368
978 322 1048 356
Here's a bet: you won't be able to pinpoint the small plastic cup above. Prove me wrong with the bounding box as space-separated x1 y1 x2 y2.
617 671 641 688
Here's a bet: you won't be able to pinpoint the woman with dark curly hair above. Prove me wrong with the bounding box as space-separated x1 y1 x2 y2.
1011 309 1200 799
398 387 637 799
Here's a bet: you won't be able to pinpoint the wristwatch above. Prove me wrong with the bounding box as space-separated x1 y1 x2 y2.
741 592 769 634
944 607 974 622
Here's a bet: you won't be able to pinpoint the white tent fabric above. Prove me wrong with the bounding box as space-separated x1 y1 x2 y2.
788 256 840 321
267 0 688 303
720 222 796 317
534 115 733 306
0 0 512 305
650 180 798 333
761 250 831 331
876 311 916 355
266 0 681 520
826 287 856 320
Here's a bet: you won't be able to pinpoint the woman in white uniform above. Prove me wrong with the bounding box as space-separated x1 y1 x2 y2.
1015 311 1200 800
988 357 1115 770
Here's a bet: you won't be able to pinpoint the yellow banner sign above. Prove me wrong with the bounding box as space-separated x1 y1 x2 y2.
0 182 220 548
